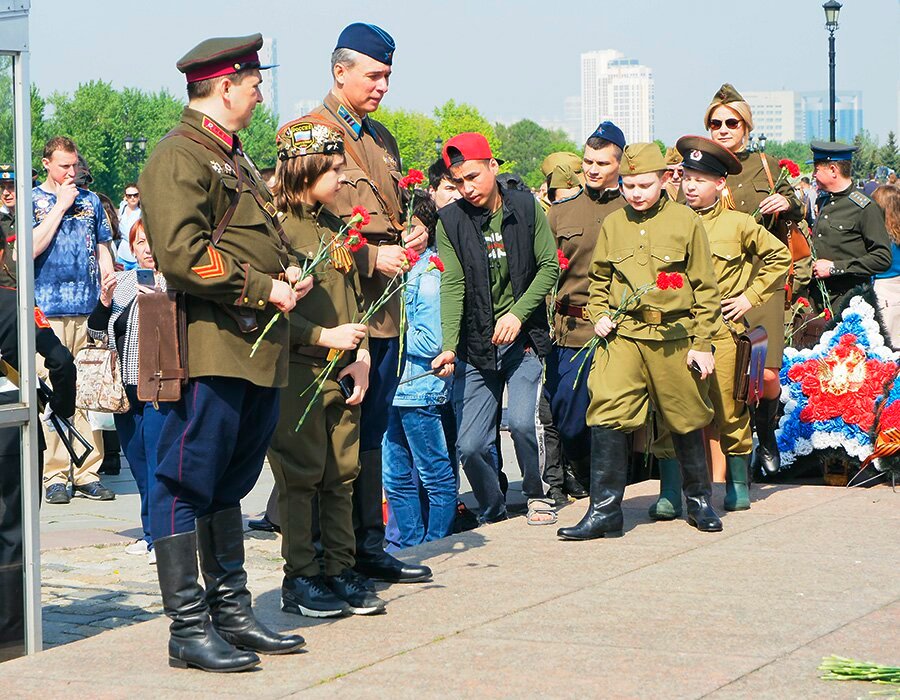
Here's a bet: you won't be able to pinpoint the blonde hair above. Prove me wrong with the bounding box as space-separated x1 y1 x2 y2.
872 185 900 245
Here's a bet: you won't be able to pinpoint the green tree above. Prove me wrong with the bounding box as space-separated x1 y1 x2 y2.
241 104 278 170
851 130 878 180
877 131 898 173
434 100 503 162
495 119 579 188
373 106 440 172
763 141 812 175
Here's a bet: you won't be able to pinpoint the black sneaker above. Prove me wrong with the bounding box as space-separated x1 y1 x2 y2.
74 481 115 500
547 486 569 508
453 501 479 533
327 569 386 615
282 575 350 618
45 483 70 504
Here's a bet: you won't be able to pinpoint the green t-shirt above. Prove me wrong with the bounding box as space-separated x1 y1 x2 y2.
436 196 559 353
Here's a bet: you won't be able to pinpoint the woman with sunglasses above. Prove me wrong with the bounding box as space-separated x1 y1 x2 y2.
704 83 805 478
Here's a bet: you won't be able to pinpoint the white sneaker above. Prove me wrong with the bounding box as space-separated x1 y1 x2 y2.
125 540 148 555
148 548 157 565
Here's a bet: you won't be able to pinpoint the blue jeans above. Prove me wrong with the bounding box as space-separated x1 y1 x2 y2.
383 405 457 547
453 339 546 522
114 385 164 547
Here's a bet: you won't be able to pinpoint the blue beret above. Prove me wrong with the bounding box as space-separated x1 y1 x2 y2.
809 139 857 163
588 121 626 150
335 23 395 65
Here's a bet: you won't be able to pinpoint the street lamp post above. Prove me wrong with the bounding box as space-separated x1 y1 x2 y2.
434 136 443 156
823 0 842 142
124 134 148 181
759 133 767 153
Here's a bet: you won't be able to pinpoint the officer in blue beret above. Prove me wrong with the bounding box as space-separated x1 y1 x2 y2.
309 24 432 584
544 121 627 500
808 140 891 310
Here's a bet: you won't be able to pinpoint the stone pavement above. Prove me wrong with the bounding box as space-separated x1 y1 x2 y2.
1 477 898 699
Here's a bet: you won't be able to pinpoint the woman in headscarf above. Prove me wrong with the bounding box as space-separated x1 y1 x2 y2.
704 83 805 477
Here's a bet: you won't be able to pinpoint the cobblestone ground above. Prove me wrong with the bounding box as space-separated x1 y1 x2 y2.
41 532 284 648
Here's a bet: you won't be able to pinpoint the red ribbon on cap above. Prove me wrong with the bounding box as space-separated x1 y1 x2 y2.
185 51 259 83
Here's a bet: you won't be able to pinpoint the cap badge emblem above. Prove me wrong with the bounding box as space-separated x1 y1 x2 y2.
690 150 703 161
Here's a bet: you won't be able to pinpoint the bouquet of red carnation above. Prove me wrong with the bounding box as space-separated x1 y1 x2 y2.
570 272 683 387
250 207 372 358
751 158 801 219
394 169 428 374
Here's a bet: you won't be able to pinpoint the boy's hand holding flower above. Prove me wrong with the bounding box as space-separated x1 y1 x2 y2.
594 316 616 338
318 322 367 351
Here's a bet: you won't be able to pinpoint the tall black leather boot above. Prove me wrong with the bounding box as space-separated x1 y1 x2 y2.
154 531 260 672
563 455 590 499
557 427 627 540
751 398 781 476
196 508 305 655
672 430 723 533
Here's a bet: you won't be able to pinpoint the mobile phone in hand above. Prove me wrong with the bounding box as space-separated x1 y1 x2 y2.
338 375 355 399
136 268 155 288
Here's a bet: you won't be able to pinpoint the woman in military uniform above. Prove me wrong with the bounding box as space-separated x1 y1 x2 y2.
648 137 791 517
704 84 805 476
268 117 386 619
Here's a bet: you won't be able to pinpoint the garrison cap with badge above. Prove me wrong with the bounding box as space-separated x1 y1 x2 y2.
0 164 14 181
588 121 626 151
542 152 583 190
277 118 345 160
704 83 754 131
676 136 742 177
541 152 582 178
664 147 682 168
619 142 666 176
335 22 395 65
177 33 276 83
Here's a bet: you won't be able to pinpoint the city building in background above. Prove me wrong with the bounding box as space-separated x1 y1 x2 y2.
259 37 278 122
742 90 803 143
801 91 863 144
741 89 863 144
580 50 654 143
293 99 319 119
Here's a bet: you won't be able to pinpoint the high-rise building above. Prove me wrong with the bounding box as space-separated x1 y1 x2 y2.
742 91 803 143
294 99 320 118
738 90 863 145
259 37 279 122
800 91 863 144
580 50 654 143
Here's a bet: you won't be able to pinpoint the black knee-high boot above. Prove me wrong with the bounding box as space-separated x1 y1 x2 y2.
671 430 723 533
751 398 781 476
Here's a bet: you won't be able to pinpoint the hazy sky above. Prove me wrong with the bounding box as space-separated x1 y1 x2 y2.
30 0 900 145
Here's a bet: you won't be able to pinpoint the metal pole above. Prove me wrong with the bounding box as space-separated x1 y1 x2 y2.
828 30 836 141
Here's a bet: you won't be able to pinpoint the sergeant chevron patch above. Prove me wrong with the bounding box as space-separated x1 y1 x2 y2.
191 246 225 279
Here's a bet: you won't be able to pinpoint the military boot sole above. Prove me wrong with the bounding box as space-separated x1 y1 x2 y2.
221 631 307 655
168 656 260 672
556 528 624 541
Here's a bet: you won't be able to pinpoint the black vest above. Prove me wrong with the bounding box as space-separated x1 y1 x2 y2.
438 186 551 370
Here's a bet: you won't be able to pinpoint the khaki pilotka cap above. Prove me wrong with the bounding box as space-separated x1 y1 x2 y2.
619 143 667 176
703 82 754 132
664 147 682 167
541 151 582 178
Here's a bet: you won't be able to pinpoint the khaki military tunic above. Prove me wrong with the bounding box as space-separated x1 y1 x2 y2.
585 197 720 433
811 185 891 309
655 202 791 455
267 206 367 578
311 93 405 338
549 187 626 347
727 150 805 365
140 107 295 388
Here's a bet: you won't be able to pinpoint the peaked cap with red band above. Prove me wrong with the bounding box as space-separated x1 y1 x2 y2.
177 33 277 84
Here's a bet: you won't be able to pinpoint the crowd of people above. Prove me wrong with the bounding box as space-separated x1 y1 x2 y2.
0 20 897 672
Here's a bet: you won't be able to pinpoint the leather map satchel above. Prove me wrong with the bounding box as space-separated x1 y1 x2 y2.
733 325 768 405
137 290 188 404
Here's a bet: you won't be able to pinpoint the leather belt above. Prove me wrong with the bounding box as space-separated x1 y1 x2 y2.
625 309 687 325
555 300 589 320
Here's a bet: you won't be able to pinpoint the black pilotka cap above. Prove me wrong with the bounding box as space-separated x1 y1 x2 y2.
676 135 742 177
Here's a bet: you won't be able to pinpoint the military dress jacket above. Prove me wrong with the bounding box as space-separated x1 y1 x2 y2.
813 184 891 288
282 205 368 368
699 201 791 335
549 186 625 347
726 151 805 232
139 107 296 389
311 93 405 338
587 197 721 351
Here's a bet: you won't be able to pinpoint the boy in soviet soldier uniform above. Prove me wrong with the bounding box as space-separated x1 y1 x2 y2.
558 143 724 541
545 121 627 499
808 140 891 310
649 137 790 517
267 117 386 619
310 23 431 584
139 34 308 672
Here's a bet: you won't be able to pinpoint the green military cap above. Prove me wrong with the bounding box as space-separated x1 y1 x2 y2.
0 164 14 181
177 33 276 83
664 147 681 167
711 83 745 104
619 143 666 176
704 82 754 131
277 117 344 160
676 135 742 176
541 151 582 178
547 163 581 190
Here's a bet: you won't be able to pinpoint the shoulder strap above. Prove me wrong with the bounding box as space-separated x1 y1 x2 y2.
759 152 775 190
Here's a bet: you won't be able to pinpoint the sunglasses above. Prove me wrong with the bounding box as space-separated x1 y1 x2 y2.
709 118 742 130
125 192 139 198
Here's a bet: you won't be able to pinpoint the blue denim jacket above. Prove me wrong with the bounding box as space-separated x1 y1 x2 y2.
394 247 452 407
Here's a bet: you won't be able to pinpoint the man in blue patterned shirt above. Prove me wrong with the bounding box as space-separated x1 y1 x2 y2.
32 136 115 504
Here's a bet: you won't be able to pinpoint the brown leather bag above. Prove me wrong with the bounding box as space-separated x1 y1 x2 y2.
137 291 188 404
733 325 768 404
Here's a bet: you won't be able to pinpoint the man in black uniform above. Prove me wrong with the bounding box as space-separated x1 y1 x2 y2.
0 227 77 661
0 164 17 287
808 140 891 310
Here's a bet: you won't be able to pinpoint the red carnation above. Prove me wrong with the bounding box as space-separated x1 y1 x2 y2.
404 247 420 265
351 206 371 227
824 308 832 321
429 254 445 272
406 169 424 185
668 272 684 289
557 249 570 271
797 296 811 308
778 159 801 178
656 272 670 290
348 233 368 253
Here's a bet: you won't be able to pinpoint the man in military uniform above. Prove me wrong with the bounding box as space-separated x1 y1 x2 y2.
558 143 723 541
808 140 892 310
545 122 627 500
310 23 430 584
0 165 16 286
139 33 307 673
